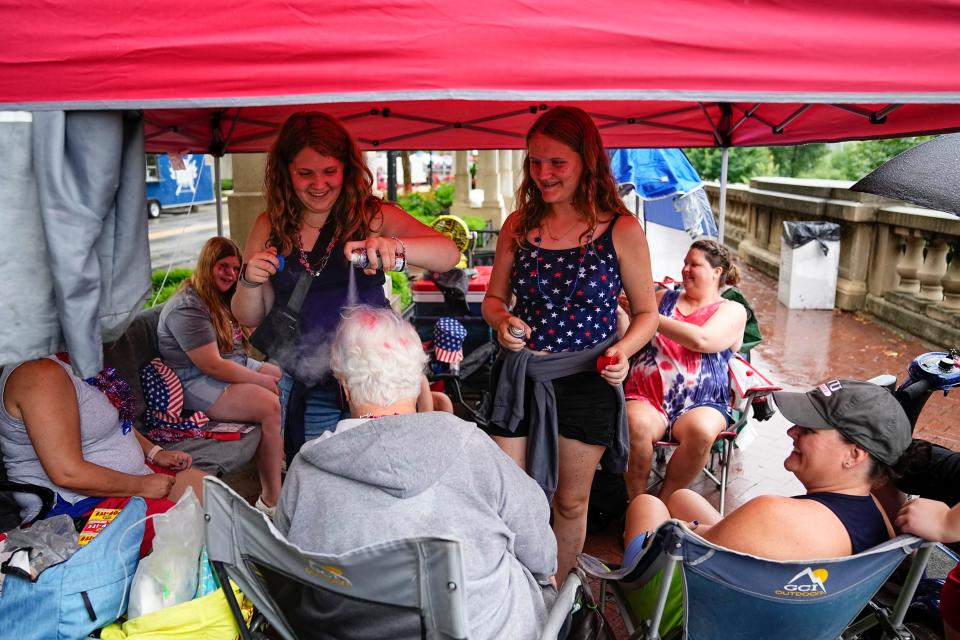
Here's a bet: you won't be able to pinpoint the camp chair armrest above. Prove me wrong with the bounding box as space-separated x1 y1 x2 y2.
539 572 582 640
0 479 56 526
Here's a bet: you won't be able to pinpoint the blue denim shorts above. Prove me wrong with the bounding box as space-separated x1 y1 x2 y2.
278 373 348 442
176 357 263 412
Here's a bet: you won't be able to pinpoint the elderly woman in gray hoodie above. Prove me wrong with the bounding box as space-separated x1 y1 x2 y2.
275 306 558 639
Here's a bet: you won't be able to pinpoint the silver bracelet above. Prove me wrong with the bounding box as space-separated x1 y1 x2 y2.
391 236 407 258
239 266 262 288
391 236 407 271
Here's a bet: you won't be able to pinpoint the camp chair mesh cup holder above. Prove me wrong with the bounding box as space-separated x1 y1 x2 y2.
203 476 579 640
649 354 780 515
578 520 936 640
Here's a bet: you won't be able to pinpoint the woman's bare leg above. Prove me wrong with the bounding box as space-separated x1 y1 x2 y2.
206 383 283 506
665 488 723 526
169 467 207 504
660 407 726 503
493 435 528 471
625 401 669 499
553 436 606 584
623 493 671 547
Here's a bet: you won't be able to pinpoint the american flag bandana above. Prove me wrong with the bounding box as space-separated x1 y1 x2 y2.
433 317 467 364
139 358 209 434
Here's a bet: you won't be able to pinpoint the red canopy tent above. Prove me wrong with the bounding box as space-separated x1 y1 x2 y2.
3 0 960 153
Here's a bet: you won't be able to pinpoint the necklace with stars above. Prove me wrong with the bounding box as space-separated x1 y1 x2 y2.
533 226 595 309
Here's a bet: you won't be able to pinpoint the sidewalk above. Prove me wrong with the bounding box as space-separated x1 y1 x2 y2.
583 260 960 583
739 263 960 452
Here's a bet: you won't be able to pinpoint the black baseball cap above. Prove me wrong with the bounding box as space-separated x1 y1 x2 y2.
772 379 911 466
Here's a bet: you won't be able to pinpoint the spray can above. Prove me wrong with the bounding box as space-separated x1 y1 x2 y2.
350 248 405 271
508 325 526 339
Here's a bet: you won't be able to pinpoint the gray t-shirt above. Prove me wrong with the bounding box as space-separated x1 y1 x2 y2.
158 287 245 370
0 357 149 521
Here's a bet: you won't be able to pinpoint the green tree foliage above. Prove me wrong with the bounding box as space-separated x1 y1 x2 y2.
397 182 485 230
683 147 774 184
769 144 829 177
803 137 932 181
684 138 930 183
388 271 413 310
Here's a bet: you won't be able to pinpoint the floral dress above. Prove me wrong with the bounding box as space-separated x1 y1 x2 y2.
624 289 734 432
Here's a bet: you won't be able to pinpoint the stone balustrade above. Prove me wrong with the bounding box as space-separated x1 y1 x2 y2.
704 178 960 349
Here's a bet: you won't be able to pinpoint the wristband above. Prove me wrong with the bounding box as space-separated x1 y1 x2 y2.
146 444 163 464
239 265 262 288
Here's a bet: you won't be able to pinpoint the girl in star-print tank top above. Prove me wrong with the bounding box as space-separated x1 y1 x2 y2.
482 106 659 582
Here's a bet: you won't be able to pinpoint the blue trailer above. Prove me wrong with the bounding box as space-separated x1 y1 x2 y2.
145 153 216 218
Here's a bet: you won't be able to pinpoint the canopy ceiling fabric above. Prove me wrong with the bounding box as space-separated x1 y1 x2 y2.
3 0 960 152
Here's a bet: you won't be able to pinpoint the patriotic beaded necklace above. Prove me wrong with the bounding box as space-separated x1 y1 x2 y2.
296 232 338 277
532 225 595 310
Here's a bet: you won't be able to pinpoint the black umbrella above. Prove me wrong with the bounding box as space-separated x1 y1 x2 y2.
850 133 960 217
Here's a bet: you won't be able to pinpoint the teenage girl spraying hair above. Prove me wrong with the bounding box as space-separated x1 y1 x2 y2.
157 236 283 516
232 112 459 453
482 106 659 582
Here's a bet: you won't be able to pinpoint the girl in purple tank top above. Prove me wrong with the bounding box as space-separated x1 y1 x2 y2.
231 112 459 456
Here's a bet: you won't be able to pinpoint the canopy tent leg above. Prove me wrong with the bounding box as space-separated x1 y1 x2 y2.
718 147 729 245
214 155 224 237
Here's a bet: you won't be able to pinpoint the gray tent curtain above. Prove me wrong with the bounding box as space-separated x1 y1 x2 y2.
0 111 151 377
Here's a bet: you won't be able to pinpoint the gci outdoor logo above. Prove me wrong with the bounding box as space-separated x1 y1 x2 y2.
774 567 829 597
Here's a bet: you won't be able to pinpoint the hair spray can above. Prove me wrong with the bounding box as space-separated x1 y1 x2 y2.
350 248 405 271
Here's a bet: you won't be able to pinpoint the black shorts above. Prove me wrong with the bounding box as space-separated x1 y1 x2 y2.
483 370 618 447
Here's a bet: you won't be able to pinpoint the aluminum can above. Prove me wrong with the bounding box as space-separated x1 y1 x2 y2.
350 248 405 271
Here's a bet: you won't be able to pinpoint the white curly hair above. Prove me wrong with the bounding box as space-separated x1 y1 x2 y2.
330 305 427 408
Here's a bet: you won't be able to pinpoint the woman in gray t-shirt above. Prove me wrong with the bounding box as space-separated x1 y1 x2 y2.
157 237 283 517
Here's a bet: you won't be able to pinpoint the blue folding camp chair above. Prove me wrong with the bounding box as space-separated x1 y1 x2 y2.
578 520 933 640
203 476 580 640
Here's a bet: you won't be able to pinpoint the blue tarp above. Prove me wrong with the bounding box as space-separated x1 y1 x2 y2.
610 148 717 238
609 148 703 200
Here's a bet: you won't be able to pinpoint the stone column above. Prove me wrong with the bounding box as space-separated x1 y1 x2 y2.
895 233 925 294
917 239 948 301
940 248 960 310
474 149 506 226
365 151 382 197
227 153 267 251
450 150 473 218
513 149 526 185
499 150 514 212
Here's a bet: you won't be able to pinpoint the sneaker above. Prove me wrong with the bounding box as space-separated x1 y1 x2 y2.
255 496 276 519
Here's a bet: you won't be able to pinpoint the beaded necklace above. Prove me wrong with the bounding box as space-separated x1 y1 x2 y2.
55 353 136 435
296 231 338 277
532 226 594 310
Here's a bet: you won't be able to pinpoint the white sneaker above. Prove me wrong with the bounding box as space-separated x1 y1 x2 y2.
255 496 276 519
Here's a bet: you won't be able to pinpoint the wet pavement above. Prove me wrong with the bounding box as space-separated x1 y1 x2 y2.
581 260 959 632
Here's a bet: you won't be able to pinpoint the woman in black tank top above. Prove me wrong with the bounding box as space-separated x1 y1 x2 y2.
624 379 910 562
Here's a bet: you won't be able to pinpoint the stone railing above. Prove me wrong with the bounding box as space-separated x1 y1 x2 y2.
704 178 960 349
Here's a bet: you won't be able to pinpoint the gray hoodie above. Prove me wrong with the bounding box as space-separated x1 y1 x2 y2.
275 411 557 639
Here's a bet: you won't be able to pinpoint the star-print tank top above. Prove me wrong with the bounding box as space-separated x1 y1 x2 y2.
509 216 622 352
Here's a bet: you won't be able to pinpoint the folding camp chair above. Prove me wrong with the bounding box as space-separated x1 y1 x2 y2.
578 520 934 640
203 476 579 640
652 355 780 514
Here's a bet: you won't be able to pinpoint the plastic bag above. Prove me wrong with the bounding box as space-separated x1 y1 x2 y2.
781 221 840 255
127 487 204 619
